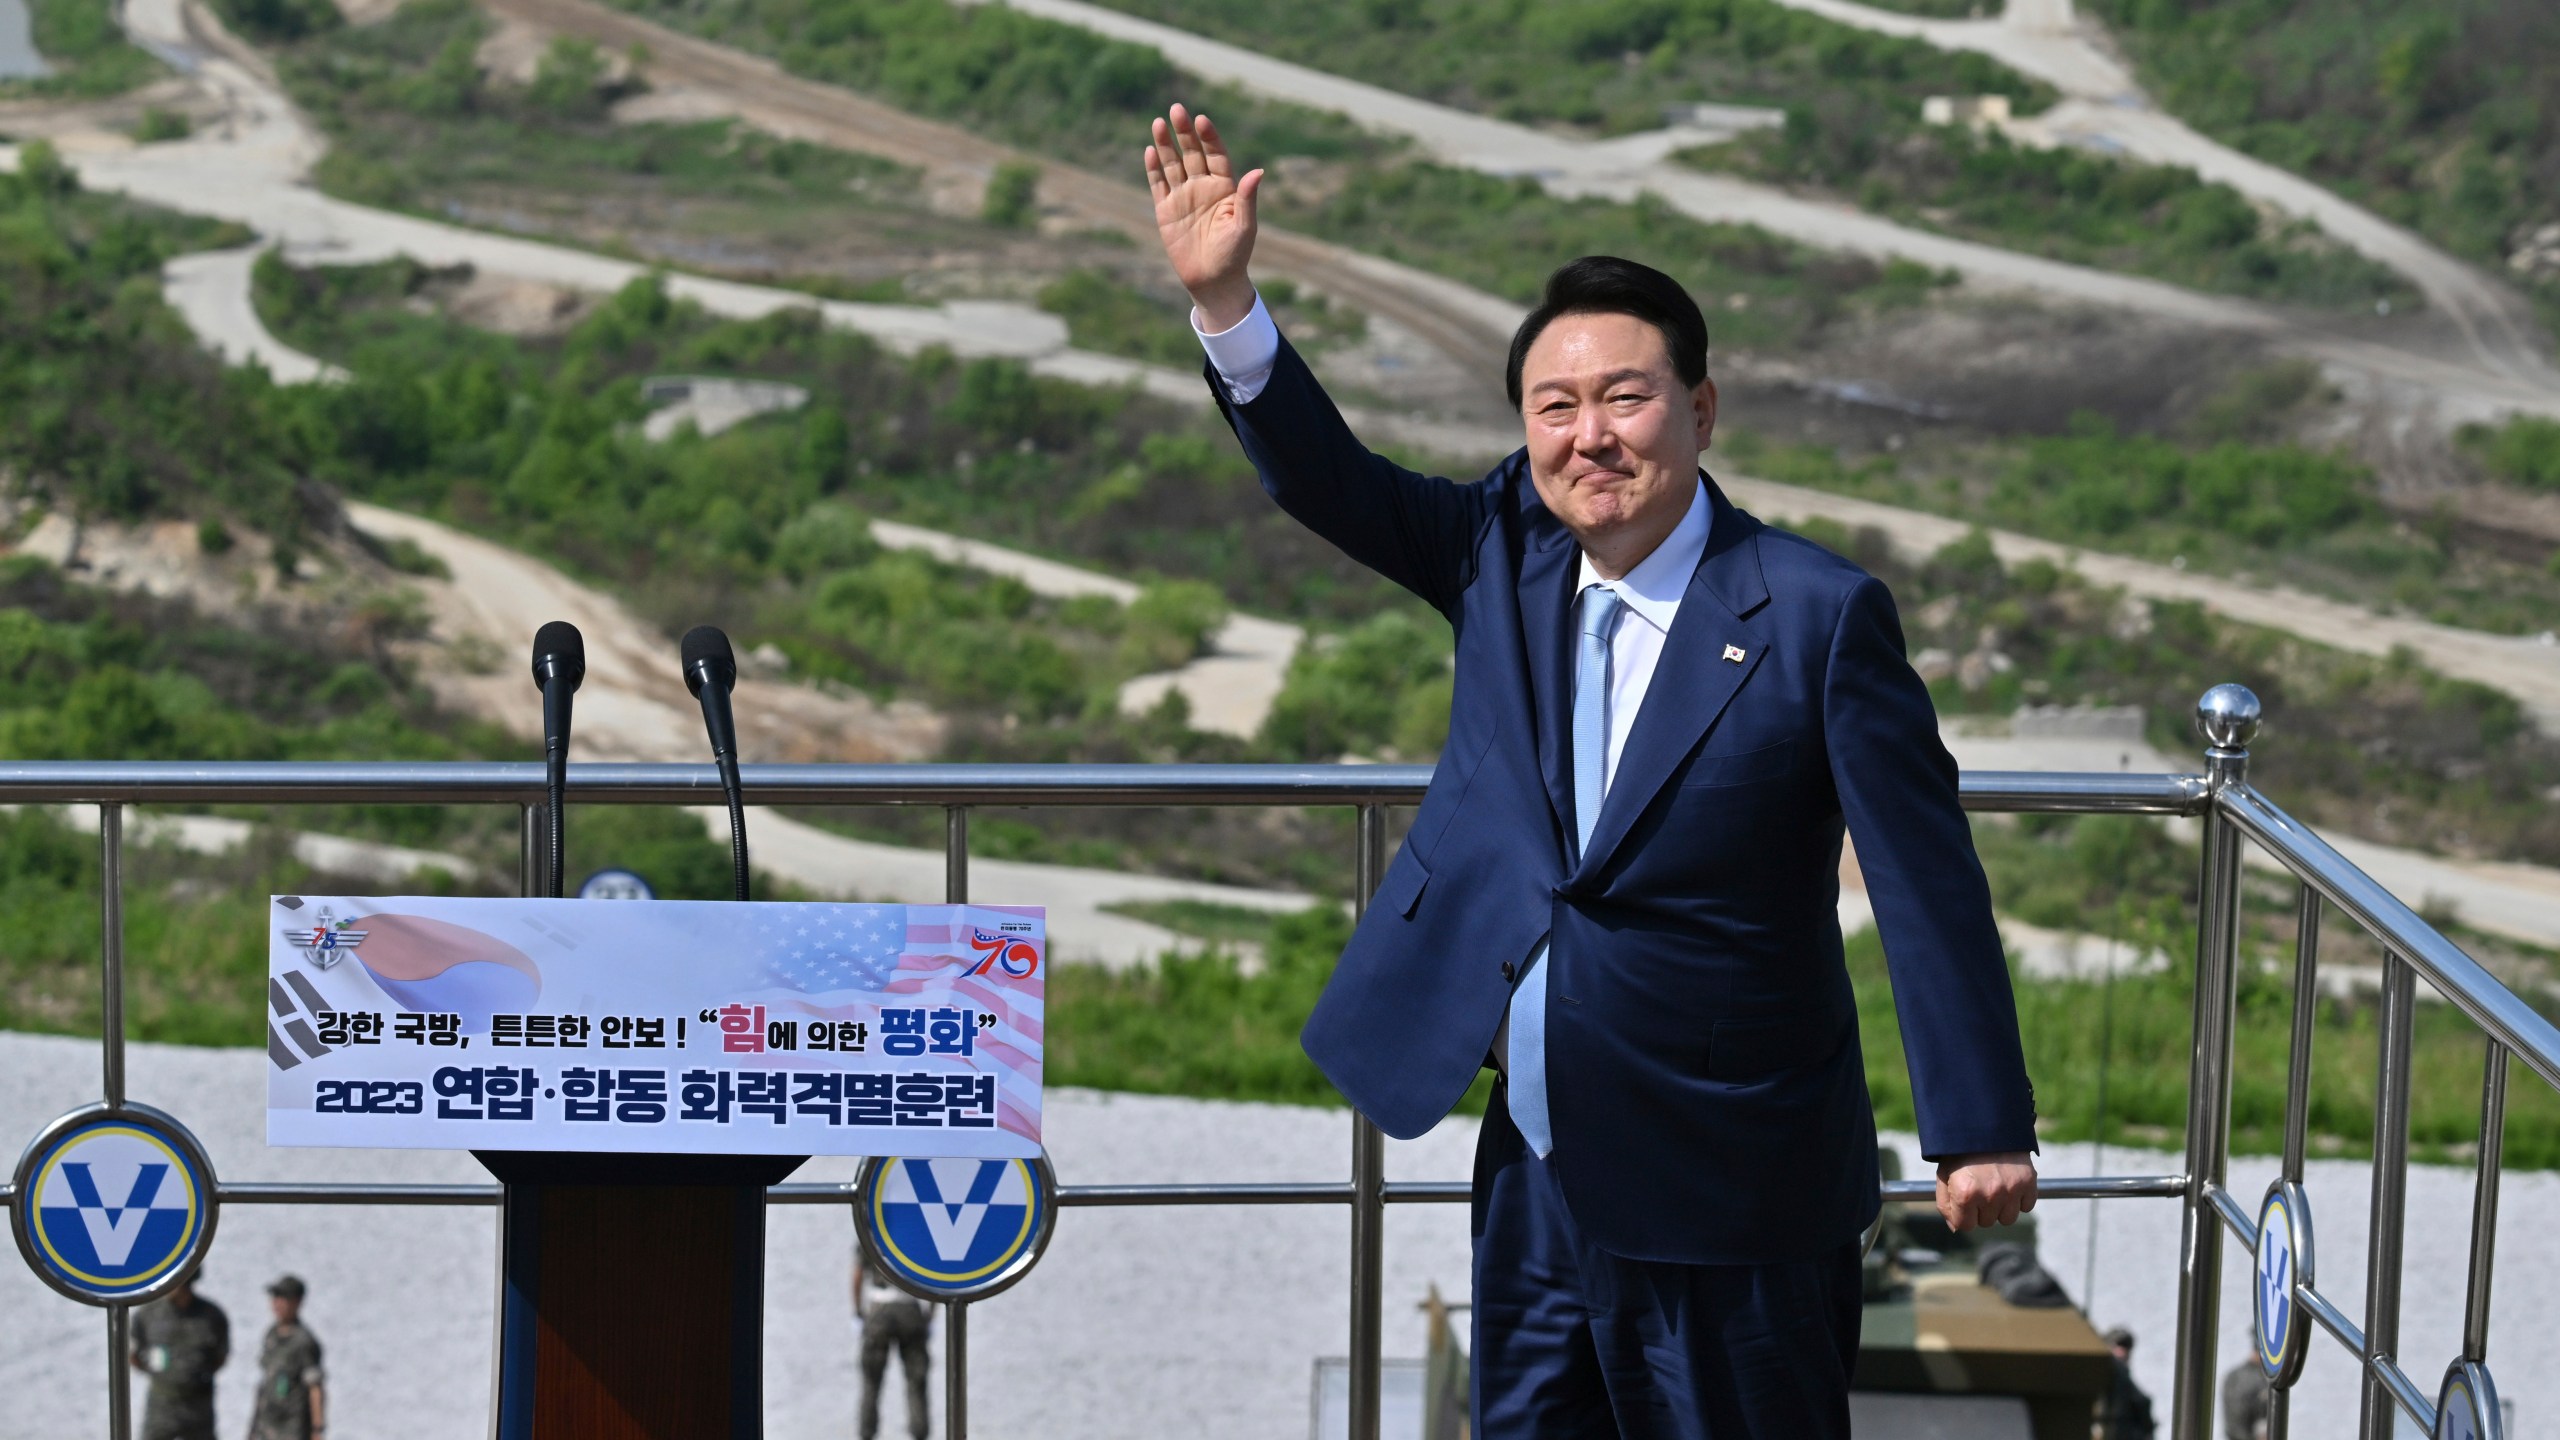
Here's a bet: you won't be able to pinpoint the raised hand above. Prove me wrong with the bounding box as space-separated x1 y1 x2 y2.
1144 103 1262 331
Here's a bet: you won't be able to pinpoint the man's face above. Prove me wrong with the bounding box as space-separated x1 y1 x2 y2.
1519 311 1716 557
271 1295 299 1324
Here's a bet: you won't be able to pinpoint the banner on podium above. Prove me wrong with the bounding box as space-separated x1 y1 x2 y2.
264 896 1044 1158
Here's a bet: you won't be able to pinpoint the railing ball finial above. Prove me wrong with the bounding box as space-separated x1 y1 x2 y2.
2195 683 2262 780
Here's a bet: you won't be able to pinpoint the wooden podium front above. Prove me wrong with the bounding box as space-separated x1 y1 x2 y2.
482 1152 805 1439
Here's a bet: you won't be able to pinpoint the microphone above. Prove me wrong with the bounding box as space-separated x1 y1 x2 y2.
681 625 749 901
529 621 585 899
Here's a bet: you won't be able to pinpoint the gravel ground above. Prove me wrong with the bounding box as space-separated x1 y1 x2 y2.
3 1032 2549 1438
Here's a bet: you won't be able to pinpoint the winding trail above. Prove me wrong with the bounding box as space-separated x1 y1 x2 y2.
482 0 1523 380
867 520 1303 740
346 502 1316 966
989 0 2560 425
1718 476 2560 732
1763 0 2553 387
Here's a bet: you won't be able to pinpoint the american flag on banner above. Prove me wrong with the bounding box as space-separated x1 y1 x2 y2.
741 904 1045 1144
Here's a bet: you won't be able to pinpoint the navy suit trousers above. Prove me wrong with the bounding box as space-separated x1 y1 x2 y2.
1471 1086 1863 1439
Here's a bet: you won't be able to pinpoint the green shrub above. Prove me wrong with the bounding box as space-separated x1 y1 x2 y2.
1261 609 1451 759
527 37 611 118
134 108 191 142
7 0 160 99
2460 415 2560 491
982 160 1042 229
1119 580 1229 672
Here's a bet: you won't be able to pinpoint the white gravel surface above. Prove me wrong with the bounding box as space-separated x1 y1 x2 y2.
5 1031 2552 1438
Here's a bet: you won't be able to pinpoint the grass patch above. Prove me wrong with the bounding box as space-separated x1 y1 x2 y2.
1686 123 2412 310
1 0 160 99
1099 897 1309 948
1725 415 2560 637
1034 270 1367 370
1798 521 2560 867
609 0 1971 355
276 1 1100 296
1074 0 2046 137
2082 0 2560 341
2458 413 2560 492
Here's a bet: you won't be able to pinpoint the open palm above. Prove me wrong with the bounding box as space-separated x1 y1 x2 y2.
1144 104 1262 328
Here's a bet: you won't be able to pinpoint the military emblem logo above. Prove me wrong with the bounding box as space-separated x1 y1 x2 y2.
854 1151 1056 1302
281 905 367 971
10 1103 219 1306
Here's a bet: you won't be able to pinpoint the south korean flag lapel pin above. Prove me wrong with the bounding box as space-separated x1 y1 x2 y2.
1722 643 1747 664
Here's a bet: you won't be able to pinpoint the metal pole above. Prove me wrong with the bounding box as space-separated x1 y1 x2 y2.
2266 882 2322 1440
519 804 541 898
943 1300 967 1440
2281 884 2320 1182
1348 804 1388 1440
100 803 125 1109
944 804 968 1440
2359 952 2416 1440
2171 685 2257 1440
2462 1038 2508 1362
107 1303 130 1440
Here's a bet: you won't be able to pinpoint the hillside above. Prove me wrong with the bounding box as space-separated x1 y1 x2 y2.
2084 0 2560 341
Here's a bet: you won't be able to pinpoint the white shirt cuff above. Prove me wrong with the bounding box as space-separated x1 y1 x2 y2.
1193 292 1279 406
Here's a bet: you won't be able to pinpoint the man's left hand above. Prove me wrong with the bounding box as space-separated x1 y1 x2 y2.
1936 1152 2037 1231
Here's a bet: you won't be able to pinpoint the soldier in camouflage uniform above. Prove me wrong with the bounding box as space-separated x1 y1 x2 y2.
248 1275 327 1440
129 1276 229 1440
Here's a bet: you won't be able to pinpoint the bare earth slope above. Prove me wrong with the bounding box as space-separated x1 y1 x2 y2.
985 0 2560 427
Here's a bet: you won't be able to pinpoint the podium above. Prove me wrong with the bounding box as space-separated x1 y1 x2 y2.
482 1152 804 1439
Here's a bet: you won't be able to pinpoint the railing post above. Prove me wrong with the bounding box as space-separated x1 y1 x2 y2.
101 801 131 1440
100 803 125 1109
1348 804 1388 1440
2268 883 2321 1440
107 1301 130 1440
2361 952 2416 1439
2171 685 2258 1440
2462 1039 2507 1364
945 805 969 1440
519 803 541 898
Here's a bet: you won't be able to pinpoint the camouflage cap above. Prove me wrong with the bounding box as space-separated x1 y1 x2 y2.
266 1275 307 1300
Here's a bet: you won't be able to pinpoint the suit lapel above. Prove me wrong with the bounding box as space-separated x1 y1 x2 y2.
1576 485 1773 880
1516 517 1579 843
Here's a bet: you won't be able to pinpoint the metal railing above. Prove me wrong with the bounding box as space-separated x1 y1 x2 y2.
0 683 2551 1439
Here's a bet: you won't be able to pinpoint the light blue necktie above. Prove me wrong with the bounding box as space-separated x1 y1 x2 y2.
1509 584 1624 1158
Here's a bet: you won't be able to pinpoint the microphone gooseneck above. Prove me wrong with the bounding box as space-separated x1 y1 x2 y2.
529 621 586 899
681 625 749 902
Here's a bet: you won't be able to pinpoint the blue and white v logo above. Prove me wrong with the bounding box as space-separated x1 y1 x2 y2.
60 1162 169 1267
901 1159 1006 1262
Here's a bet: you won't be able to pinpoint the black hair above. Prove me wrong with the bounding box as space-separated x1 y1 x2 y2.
1503 255 1710 409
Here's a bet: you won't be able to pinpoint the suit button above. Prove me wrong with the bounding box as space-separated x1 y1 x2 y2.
1500 961 1516 982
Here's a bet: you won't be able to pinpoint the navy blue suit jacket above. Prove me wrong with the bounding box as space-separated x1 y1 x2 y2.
1211 337 2037 1266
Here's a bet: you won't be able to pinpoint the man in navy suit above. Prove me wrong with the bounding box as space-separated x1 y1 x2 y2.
1144 104 2039 1438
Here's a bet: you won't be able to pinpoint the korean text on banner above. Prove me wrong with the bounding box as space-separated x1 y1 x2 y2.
264 897 1044 1159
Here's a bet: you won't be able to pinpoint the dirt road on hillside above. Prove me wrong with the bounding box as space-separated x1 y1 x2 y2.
478 0 1520 382
990 0 2560 425
1766 0 2554 388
